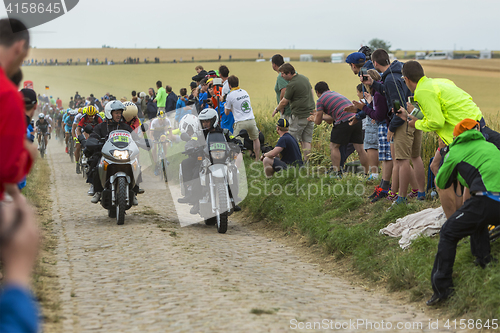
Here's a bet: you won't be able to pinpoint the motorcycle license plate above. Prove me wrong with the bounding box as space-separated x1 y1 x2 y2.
209 142 226 150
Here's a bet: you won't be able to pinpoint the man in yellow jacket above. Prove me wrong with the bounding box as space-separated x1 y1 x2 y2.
400 60 500 218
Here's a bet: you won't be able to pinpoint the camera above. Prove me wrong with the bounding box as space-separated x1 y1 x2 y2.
393 100 401 113
359 67 369 82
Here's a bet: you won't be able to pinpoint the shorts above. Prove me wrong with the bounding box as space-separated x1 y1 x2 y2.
289 115 314 143
234 118 259 141
393 124 422 160
378 123 392 161
280 114 291 124
363 119 378 150
330 121 363 145
153 130 166 141
272 158 288 172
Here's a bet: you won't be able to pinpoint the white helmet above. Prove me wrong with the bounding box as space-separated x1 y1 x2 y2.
104 100 125 120
198 108 218 132
38 113 45 119
122 101 138 122
68 109 78 116
179 114 200 135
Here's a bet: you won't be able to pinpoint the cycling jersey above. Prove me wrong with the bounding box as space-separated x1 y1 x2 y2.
36 120 50 133
150 118 171 140
73 113 84 125
77 114 103 129
64 115 75 133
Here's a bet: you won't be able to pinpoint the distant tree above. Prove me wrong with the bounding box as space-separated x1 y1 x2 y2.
368 39 392 52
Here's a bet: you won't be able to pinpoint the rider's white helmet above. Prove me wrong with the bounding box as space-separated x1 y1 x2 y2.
38 113 44 119
179 114 200 135
104 100 126 120
122 101 138 122
198 108 218 131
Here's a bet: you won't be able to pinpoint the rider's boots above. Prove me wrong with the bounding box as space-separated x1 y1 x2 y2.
76 162 81 174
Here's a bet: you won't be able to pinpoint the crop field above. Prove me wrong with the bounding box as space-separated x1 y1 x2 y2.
22 51 500 120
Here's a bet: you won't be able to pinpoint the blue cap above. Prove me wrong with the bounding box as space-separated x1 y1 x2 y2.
345 52 366 64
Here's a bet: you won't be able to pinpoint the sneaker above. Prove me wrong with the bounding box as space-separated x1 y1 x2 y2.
371 188 389 203
91 192 101 204
386 190 398 201
190 202 199 215
417 192 426 201
178 196 194 204
132 194 138 206
138 188 145 194
386 196 407 211
368 186 381 199
76 163 81 174
65 146 68 154
408 189 418 199
87 184 95 196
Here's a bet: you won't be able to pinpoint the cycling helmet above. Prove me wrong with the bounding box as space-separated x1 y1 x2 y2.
198 108 218 132
157 109 167 120
179 114 200 135
104 100 126 120
122 101 138 122
69 109 78 116
77 107 83 114
38 113 45 119
99 111 105 119
86 105 98 116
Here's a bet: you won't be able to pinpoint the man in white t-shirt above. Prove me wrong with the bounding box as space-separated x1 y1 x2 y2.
225 75 260 161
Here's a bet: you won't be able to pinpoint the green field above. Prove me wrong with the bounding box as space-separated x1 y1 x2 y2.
21 59 500 118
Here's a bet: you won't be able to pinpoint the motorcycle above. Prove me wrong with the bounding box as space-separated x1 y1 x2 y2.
185 131 241 233
90 130 142 225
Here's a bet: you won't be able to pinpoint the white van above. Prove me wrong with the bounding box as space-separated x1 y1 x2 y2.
425 52 451 60
330 53 345 63
415 52 426 60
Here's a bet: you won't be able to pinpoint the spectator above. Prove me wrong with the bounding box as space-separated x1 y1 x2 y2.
139 92 147 121
165 85 178 112
427 119 500 306
153 81 166 112
219 65 230 96
261 118 303 178
402 60 500 217
274 63 315 162
271 54 292 122
131 96 143 121
148 87 156 100
145 95 157 120
365 49 425 206
198 78 210 110
192 65 207 82
131 90 137 100
175 88 191 124
356 83 379 180
217 65 235 132
311 81 368 177
0 18 36 205
225 75 260 161
349 70 393 202
69 96 75 108
56 97 62 109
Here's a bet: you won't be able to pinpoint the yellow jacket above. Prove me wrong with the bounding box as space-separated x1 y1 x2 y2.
414 76 482 145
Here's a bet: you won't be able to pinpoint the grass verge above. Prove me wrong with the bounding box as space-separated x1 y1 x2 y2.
241 159 500 320
23 158 63 332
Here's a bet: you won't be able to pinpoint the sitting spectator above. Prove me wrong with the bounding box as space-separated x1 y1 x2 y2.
261 119 303 178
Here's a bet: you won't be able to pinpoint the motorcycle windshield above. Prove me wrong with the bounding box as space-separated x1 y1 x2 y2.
108 130 132 149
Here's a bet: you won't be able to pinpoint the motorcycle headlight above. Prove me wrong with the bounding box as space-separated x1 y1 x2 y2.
210 150 226 160
113 150 130 160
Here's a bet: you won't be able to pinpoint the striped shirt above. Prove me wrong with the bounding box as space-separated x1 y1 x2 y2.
316 91 354 125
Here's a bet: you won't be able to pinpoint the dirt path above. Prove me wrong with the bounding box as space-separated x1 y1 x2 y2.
46 141 463 333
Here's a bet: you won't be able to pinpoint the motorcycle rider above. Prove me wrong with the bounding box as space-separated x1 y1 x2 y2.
181 108 242 214
85 101 140 205
122 101 141 131
75 105 102 174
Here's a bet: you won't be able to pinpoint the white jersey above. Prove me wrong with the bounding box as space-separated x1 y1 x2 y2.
150 117 171 131
225 88 255 123
73 113 84 125
44 115 53 126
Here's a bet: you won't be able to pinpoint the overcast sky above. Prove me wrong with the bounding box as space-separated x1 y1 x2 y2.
2 0 498 50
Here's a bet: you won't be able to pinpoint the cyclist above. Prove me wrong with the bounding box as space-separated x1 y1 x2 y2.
71 107 86 171
35 113 51 151
76 105 102 174
149 110 172 175
63 109 77 153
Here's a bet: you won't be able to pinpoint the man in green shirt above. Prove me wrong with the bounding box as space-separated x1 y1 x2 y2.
275 63 315 162
427 119 500 306
154 80 166 113
271 54 291 122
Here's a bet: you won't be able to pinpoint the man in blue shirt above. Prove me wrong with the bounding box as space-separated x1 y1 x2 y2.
261 118 303 177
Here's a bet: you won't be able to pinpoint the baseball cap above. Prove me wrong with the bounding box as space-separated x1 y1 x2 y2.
21 88 37 106
277 118 289 128
453 119 479 137
345 52 366 65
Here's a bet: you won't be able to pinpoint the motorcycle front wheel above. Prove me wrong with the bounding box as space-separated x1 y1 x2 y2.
216 182 228 234
116 177 127 225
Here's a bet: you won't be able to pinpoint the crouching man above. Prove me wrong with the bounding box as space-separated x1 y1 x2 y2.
261 119 303 178
427 119 500 306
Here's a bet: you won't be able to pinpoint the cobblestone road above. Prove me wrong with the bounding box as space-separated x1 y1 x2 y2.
47 142 462 333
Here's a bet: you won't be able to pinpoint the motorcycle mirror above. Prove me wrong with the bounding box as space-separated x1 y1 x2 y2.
180 132 191 142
